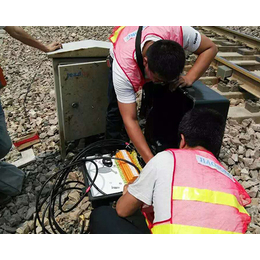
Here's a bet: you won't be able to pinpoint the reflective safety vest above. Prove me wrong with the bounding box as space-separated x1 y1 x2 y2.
0 66 7 89
143 149 251 234
109 26 183 93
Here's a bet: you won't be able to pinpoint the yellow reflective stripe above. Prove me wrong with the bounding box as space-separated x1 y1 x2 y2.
173 186 249 216
151 224 242 234
110 26 125 43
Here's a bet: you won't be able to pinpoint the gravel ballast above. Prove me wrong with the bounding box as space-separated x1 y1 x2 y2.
0 26 260 234
226 26 260 39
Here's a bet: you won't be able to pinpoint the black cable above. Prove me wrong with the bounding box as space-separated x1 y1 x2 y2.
34 139 140 234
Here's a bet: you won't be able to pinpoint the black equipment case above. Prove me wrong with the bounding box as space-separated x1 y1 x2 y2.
141 80 230 157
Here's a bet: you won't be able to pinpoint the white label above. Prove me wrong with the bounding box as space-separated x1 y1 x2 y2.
196 155 235 182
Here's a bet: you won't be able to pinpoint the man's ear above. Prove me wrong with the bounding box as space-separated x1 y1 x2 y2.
179 134 186 149
143 56 148 67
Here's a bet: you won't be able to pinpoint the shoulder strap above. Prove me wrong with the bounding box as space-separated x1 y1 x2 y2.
135 26 145 77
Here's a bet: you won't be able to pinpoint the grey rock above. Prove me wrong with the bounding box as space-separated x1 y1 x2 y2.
241 168 249 175
243 158 254 167
231 154 238 162
249 159 260 170
9 214 22 227
243 180 259 189
252 124 260 132
250 170 259 179
239 133 251 141
238 145 245 155
8 204 18 214
246 141 255 150
25 206 36 220
248 186 258 198
242 118 252 127
1 224 17 233
2 209 12 222
227 158 235 166
17 206 28 219
16 194 29 207
231 137 241 146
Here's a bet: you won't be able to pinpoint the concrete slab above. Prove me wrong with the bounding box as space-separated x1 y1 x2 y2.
231 60 260 66
221 41 239 46
212 87 244 99
217 52 243 57
237 48 256 55
228 106 260 123
12 148 36 168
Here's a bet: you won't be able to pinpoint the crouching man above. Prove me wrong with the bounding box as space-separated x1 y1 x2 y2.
89 108 251 234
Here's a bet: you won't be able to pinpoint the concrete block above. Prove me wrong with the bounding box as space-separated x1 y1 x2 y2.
12 149 36 168
245 100 260 113
230 85 239 92
237 48 256 55
217 82 230 92
228 106 260 123
215 37 227 41
216 65 233 80
213 87 244 99
221 41 239 46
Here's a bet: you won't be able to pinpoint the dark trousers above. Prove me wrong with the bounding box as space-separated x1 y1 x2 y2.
105 61 129 141
89 205 151 234
0 99 25 196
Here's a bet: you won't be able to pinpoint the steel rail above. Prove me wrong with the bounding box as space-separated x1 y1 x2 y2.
212 56 260 98
196 26 260 98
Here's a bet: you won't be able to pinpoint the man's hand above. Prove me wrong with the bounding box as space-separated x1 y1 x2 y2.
118 101 154 164
45 42 62 53
168 75 194 92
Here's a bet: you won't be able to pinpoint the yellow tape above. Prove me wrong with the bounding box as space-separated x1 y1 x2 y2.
173 186 249 216
151 224 242 234
110 26 125 43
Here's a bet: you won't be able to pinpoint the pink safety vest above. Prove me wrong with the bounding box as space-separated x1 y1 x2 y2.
109 26 183 93
143 149 251 234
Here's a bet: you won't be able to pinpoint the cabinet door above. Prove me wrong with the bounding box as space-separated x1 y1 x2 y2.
58 60 108 141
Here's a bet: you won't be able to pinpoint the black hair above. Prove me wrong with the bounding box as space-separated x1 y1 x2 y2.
178 108 225 158
146 40 186 81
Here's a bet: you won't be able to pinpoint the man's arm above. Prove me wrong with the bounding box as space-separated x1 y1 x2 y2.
118 101 154 164
179 34 218 87
4 26 61 53
116 189 143 218
116 152 159 218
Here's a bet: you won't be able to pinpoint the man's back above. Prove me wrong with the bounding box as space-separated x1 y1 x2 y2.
128 149 251 234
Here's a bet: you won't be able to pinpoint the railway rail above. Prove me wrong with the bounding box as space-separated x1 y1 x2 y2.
187 26 260 123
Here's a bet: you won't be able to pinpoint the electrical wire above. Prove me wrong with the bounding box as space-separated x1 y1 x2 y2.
34 139 141 234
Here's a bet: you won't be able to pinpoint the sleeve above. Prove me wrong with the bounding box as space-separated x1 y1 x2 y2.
127 155 159 205
182 26 201 53
112 58 136 104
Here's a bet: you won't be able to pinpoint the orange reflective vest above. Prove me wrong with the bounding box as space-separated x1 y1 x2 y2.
109 26 183 93
143 149 251 234
0 66 7 89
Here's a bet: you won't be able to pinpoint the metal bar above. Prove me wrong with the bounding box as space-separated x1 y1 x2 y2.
212 56 260 98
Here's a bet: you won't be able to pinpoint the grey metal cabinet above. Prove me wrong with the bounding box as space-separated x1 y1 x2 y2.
48 40 111 158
